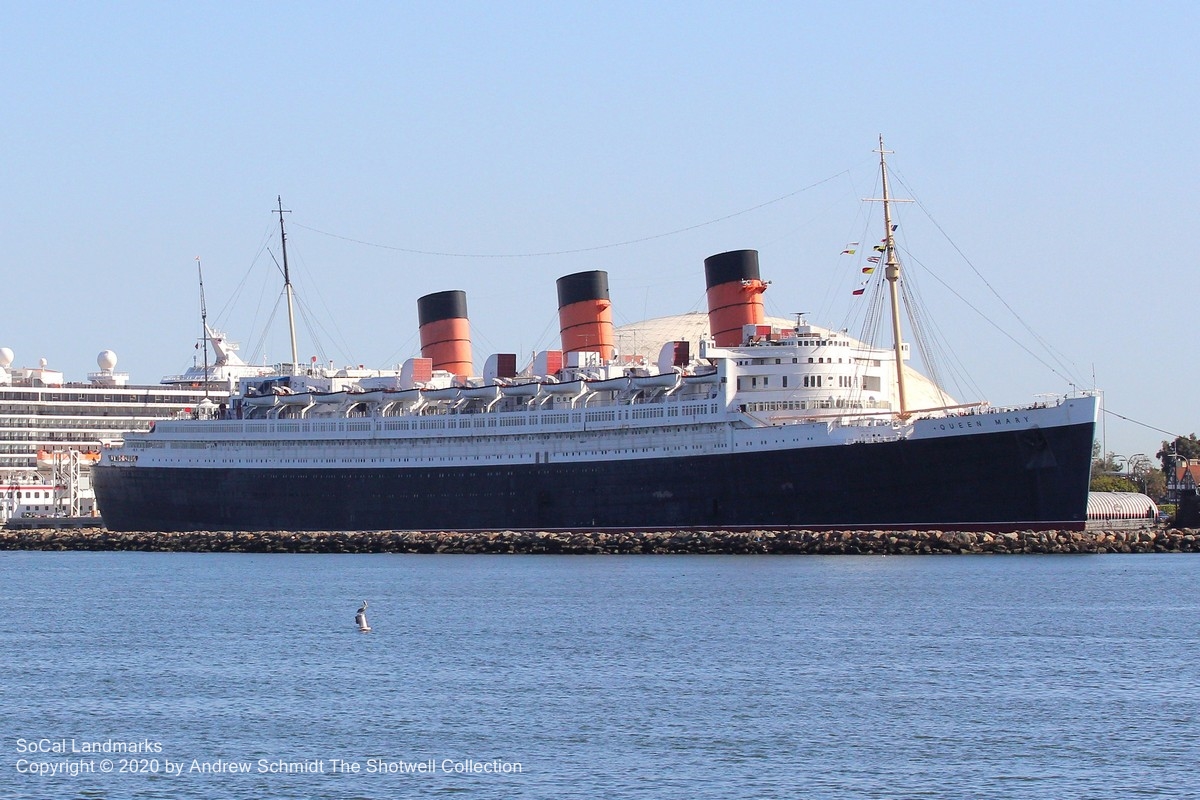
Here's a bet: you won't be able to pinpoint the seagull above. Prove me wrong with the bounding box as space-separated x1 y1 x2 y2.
355 600 371 633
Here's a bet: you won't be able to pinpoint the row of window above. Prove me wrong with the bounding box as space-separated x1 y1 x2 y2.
0 436 113 448
739 372 881 391
0 420 152 431
211 440 731 466
742 398 891 412
177 403 723 436
148 423 722 452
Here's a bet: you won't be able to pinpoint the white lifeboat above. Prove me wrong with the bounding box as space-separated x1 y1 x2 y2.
541 379 586 396
460 384 502 401
683 371 719 386
242 394 280 409
585 376 630 393
632 372 680 390
500 381 542 398
384 388 424 409
421 386 460 402
277 392 317 406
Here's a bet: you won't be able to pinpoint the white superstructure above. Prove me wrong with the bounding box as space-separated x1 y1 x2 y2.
116 323 1090 473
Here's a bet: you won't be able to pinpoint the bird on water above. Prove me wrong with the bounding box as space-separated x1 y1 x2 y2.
356 601 371 633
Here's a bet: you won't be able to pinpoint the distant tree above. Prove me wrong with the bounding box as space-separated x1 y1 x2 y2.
1144 469 1167 500
1092 445 1122 476
1157 434 1200 470
1090 473 1137 492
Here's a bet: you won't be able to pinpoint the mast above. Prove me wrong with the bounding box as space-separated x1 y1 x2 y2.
195 256 210 400
275 196 300 375
877 136 909 417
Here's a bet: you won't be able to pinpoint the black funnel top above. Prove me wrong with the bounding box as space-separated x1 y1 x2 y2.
703 250 760 290
417 290 468 326
556 270 610 308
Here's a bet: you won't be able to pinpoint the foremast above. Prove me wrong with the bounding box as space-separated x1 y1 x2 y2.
275 196 300 376
874 136 912 418
195 256 210 400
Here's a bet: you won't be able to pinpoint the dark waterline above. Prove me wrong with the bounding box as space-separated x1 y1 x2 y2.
2 553 1198 799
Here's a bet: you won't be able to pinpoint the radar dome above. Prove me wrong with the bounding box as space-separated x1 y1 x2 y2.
0 348 12 367
97 350 118 370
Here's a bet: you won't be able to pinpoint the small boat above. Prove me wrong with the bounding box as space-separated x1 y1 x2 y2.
460 384 503 401
421 386 460 401
37 450 102 469
500 381 542 398
631 372 680 390
540 379 586 396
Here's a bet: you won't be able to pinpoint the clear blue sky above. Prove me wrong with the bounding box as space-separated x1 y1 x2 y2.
1 1 1195 464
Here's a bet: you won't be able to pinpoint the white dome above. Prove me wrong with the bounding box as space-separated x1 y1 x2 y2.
97 350 118 370
0 347 12 367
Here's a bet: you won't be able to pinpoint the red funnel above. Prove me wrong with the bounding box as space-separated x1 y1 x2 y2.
417 290 473 379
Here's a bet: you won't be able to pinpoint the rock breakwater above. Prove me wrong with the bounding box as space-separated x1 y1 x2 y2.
1 528 1197 554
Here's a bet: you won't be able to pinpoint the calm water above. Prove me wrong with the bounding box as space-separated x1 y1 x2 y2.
1 552 1197 799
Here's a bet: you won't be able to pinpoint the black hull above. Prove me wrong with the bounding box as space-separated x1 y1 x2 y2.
93 421 1095 533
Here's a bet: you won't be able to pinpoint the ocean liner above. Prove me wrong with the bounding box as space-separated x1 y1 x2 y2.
93 144 1098 533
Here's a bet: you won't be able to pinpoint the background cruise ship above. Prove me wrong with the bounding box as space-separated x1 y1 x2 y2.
0 325 408 525
0 334 256 525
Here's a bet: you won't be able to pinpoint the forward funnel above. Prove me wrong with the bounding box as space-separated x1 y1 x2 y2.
556 270 615 361
704 250 765 346
417 290 473 379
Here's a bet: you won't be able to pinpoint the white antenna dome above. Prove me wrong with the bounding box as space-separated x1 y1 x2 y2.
39 357 48 369
97 350 118 370
0 348 12 367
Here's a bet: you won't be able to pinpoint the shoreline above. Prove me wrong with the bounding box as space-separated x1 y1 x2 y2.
1 528 1197 554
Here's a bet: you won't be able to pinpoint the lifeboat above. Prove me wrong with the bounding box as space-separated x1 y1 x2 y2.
37 449 102 469
683 371 720 386
312 391 353 405
421 386 461 402
585 376 631 393
384 388 424 409
242 394 280 409
460 384 503 401
350 389 387 404
500 381 542 398
631 372 681 390
276 392 317 406
541 379 586 396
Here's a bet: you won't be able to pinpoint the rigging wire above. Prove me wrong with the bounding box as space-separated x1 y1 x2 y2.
210 224 275 329
889 169 1084 385
287 240 360 367
1100 407 1183 441
248 293 284 367
290 170 853 258
902 263 985 403
828 169 883 332
292 295 330 368
891 225 985 404
898 249 1079 387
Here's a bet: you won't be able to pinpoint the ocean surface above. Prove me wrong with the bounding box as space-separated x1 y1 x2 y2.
1 552 1197 800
